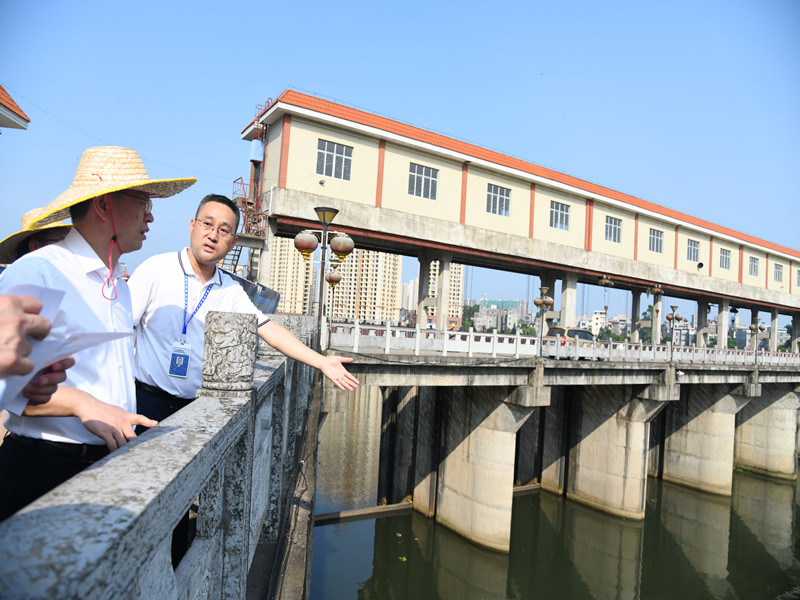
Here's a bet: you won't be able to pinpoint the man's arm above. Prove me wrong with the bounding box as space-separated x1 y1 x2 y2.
257 321 359 391
22 386 157 451
0 294 51 377
21 357 76 405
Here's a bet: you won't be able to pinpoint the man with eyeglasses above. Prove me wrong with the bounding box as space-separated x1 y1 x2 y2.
128 194 359 426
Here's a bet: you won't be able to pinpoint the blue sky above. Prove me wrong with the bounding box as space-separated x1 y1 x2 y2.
1 0 798 325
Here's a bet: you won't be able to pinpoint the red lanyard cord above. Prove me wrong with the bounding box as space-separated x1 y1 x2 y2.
102 200 124 301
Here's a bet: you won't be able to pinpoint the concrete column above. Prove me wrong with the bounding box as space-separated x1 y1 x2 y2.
412 387 439 518
256 218 278 292
392 386 418 503
770 308 779 351
631 291 641 343
652 294 663 344
697 301 709 347
436 254 452 330
662 384 752 496
417 254 434 328
565 385 670 519
515 407 544 486
377 386 398 505
717 299 730 349
734 384 799 480
560 274 578 328
436 386 535 552
540 387 570 496
793 314 800 354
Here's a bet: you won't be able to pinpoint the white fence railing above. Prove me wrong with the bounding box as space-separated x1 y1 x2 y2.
326 320 800 367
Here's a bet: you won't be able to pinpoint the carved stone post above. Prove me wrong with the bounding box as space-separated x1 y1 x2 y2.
199 311 258 600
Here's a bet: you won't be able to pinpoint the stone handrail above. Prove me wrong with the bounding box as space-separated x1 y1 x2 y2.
0 312 316 599
327 320 800 366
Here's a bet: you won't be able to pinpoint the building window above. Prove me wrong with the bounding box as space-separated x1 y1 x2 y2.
316 139 352 181
719 248 731 270
648 228 663 253
408 163 438 200
605 216 622 243
549 201 569 230
775 263 783 283
687 239 699 262
749 256 759 277
486 184 510 217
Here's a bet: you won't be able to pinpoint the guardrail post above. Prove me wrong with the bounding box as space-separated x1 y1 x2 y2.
415 323 421 356
442 328 448 357
515 330 521 359
200 312 258 600
468 326 474 358
491 330 498 358
353 320 360 353
385 321 391 355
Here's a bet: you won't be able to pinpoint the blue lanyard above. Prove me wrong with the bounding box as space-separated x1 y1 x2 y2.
183 274 213 336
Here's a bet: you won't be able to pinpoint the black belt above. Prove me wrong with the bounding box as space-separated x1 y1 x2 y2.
135 380 194 406
6 432 110 462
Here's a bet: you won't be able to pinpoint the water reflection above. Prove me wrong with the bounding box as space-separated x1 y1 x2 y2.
313 474 800 599
314 392 800 599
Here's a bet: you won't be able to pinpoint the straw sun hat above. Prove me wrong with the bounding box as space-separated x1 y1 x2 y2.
0 207 72 264
31 146 197 228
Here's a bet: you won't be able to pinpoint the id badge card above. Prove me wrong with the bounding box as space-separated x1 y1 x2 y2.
169 341 191 378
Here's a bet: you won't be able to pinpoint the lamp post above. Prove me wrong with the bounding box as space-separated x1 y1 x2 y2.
666 305 678 361
293 207 355 347
749 319 766 365
533 286 554 357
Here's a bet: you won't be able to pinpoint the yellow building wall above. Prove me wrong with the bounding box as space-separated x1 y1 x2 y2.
712 239 739 283
381 144 462 222
532 187 586 249
676 229 710 273
462 166 529 236
636 216 673 268
742 249 766 288
285 118 379 207
592 205 635 259
768 257 790 292
262 120 283 189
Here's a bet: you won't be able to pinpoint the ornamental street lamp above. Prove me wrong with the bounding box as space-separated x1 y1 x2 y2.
666 305 682 362
534 286 554 357
749 319 767 365
293 207 355 347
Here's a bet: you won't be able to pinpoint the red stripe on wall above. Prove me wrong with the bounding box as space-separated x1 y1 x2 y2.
585 199 593 251
460 163 469 224
708 238 714 277
674 226 680 270
738 246 744 283
765 255 770 289
529 183 536 239
278 114 292 188
375 140 386 208
634 214 639 261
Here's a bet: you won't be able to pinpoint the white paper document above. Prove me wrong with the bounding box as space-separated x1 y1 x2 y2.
0 285 132 413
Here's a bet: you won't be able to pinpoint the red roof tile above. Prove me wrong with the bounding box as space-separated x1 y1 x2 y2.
0 84 30 123
251 90 800 260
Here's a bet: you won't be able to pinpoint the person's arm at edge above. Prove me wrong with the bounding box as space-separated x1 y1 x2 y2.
21 385 157 451
257 321 359 391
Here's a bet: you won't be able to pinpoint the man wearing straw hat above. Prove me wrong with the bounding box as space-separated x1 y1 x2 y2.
0 209 74 410
0 146 196 520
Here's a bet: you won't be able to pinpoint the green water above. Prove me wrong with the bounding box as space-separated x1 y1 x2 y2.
311 473 800 599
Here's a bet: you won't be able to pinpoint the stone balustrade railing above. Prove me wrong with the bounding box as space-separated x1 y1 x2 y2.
0 312 317 599
326 321 800 366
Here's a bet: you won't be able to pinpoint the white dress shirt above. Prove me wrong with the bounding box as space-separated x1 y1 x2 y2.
0 228 136 444
129 249 266 399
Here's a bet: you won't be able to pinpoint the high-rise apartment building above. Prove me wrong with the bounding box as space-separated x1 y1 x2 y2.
424 261 464 322
267 236 315 315
323 247 402 324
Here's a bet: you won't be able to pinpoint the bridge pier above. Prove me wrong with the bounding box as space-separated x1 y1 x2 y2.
734 383 799 479
661 384 753 495
435 386 537 552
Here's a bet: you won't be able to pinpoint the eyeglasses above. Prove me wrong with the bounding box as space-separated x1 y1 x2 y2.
119 191 153 214
196 219 234 239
